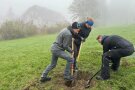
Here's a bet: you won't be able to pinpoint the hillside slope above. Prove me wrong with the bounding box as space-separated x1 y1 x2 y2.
0 25 135 90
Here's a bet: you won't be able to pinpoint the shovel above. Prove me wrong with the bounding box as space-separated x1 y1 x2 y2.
85 55 103 88
85 69 101 88
71 40 83 86
65 38 76 87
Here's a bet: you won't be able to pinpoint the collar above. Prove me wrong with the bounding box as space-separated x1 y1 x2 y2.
101 36 109 45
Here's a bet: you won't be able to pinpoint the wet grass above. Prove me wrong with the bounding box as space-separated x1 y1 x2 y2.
0 25 135 90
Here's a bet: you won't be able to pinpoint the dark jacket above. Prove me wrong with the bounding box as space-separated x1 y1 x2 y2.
101 35 133 53
73 22 92 45
79 22 92 39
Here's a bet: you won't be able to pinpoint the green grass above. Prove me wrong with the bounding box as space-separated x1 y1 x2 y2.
0 25 135 90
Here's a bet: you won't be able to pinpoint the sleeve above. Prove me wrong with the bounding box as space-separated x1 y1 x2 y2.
63 35 72 53
103 43 109 54
83 28 91 39
73 33 82 40
76 34 82 40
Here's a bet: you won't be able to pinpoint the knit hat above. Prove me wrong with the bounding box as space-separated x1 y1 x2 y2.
85 17 94 26
72 22 81 29
85 20 94 26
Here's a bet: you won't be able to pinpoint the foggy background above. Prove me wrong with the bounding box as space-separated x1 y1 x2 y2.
70 0 135 26
0 0 135 26
0 0 73 24
0 0 135 40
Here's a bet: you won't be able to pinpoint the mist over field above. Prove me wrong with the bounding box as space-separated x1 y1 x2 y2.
0 0 135 90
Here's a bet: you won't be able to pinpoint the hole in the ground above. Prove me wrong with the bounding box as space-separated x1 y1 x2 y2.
23 70 97 90
63 70 96 89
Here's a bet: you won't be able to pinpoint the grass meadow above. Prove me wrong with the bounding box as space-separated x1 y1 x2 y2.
0 25 135 90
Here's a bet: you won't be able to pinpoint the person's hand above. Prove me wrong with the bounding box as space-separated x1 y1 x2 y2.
70 50 74 54
70 58 74 64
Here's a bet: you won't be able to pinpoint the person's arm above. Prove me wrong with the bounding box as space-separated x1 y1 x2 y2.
74 33 86 42
103 43 109 53
63 35 73 53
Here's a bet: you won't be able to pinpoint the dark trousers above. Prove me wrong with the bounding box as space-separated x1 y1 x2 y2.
101 46 134 79
111 58 120 71
73 39 81 69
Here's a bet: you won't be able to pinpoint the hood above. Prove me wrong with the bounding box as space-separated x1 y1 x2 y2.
67 26 78 38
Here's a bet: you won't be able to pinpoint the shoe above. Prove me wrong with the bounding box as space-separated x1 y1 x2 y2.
96 76 104 80
73 67 78 72
40 77 51 82
96 76 110 80
111 69 118 72
64 76 74 81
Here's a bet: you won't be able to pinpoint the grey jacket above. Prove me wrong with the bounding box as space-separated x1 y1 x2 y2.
51 28 72 53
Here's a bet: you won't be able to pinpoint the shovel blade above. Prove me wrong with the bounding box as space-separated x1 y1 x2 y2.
64 79 76 87
84 80 91 88
64 70 78 87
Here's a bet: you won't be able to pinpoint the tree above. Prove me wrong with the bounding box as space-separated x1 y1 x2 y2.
69 0 108 26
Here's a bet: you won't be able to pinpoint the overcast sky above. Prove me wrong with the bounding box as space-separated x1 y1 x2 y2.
0 0 73 21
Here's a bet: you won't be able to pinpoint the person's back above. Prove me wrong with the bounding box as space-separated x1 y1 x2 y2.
78 22 91 39
96 35 134 80
51 28 72 52
108 35 133 49
101 35 134 54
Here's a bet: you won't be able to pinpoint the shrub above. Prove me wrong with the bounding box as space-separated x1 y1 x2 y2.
40 23 69 34
0 20 38 40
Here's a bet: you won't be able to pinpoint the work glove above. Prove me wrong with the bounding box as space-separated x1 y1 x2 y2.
102 53 112 63
70 50 74 54
80 37 85 42
70 58 74 64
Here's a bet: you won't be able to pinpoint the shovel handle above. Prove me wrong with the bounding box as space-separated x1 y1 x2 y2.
87 69 101 85
71 38 75 76
77 42 83 62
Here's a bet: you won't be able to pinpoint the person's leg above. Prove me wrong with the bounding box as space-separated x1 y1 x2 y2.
74 43 78 60
74 38 81 70
111 47 134 71
111 57 121 71
101 49 123 79
100 54 111 80
73 43 80 70
110 47 133 71
98 49 120 80
40 53 58 82
57 50 73 80
119 47 134 57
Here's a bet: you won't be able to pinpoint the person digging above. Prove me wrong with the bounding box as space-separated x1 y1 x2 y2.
96 35 134 80
40 22 81 82
73 17 94 70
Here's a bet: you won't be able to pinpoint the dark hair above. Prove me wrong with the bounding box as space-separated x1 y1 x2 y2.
72 22 81 29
